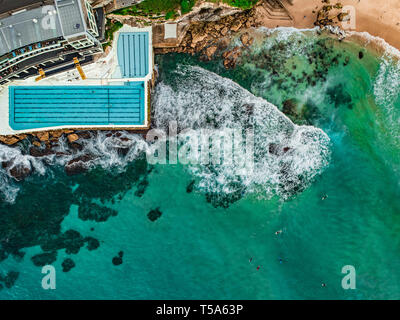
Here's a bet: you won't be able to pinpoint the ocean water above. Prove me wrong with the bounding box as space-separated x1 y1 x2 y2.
0 28 399 299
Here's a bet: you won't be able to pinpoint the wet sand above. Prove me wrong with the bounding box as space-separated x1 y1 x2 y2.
256 0 400 51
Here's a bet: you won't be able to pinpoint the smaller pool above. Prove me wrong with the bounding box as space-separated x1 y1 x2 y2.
9 83 145 130
117 32 149 78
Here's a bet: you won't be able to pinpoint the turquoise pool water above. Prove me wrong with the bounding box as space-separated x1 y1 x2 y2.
117 32 150 78
9 83 146 130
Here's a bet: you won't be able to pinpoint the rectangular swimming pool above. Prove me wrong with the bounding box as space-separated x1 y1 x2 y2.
9 83 145 130
117 32 149 78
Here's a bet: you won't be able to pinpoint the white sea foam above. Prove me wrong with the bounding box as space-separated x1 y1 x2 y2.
374 57 400 110
153 65 331 200
0 132 148 203
0 65 331 204
347 31 400 60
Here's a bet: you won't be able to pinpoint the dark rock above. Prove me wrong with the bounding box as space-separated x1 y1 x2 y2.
134 179 149 197
205 181 245 209
147 208 162 222
11 250 25 262
41 230 85 255
112 256 123 266
282 99 298 118
61 258 75 272
31 251 57 267
29 147 55 157
78 203 118 222
269 143 279 156
116 147 130 157
77 131 92 139
0 250 8 262
9 163 32 181
85 237 100 251
186 180 195 193
68 142 84 151
4 271 19 288
327 84 352 108
244 103 254 116
65 155 94 176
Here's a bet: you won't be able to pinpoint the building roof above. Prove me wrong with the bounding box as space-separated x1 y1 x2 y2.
117 32 149 78
0 0 89 58
9 83 146 130
0 0 46 15
55 0 85 38
0 6 63 57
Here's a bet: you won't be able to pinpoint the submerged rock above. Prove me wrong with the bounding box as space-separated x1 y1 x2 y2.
112 251 124 266
41 230 86 255
31 251 57 267
61 258 75 272
147 208 162 222
29 147 55 157
327 84 352 108
78 203 118 222
65 155 94 176
282 99 299 119
9 163 33 182
4 271 19 289
134 179 149 197
186 180 195 193
85 237 100 251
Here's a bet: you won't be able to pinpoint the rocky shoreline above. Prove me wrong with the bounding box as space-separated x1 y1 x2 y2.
0 1 352 182
1 130 147 181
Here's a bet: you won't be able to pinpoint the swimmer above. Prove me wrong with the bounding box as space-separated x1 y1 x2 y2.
322 194 328 200
321 283 327 287
275 230 283 235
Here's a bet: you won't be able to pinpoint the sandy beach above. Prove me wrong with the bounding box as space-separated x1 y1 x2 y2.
256 0 400 51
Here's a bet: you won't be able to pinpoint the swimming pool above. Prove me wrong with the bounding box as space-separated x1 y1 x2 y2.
117 32 150 78
8 83 146 130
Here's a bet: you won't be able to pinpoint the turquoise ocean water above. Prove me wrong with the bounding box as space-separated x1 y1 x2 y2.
0 28 399 299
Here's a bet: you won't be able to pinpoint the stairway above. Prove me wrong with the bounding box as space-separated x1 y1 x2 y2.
260 0 293 21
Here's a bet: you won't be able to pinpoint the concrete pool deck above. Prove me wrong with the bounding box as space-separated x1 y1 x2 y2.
0 25 154 135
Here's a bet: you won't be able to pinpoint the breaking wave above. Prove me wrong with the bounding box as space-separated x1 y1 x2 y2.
374 57 400 110
153 65 331 202
0 65 331 205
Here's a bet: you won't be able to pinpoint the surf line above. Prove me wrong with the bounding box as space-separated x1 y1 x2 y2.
156 304 191 318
